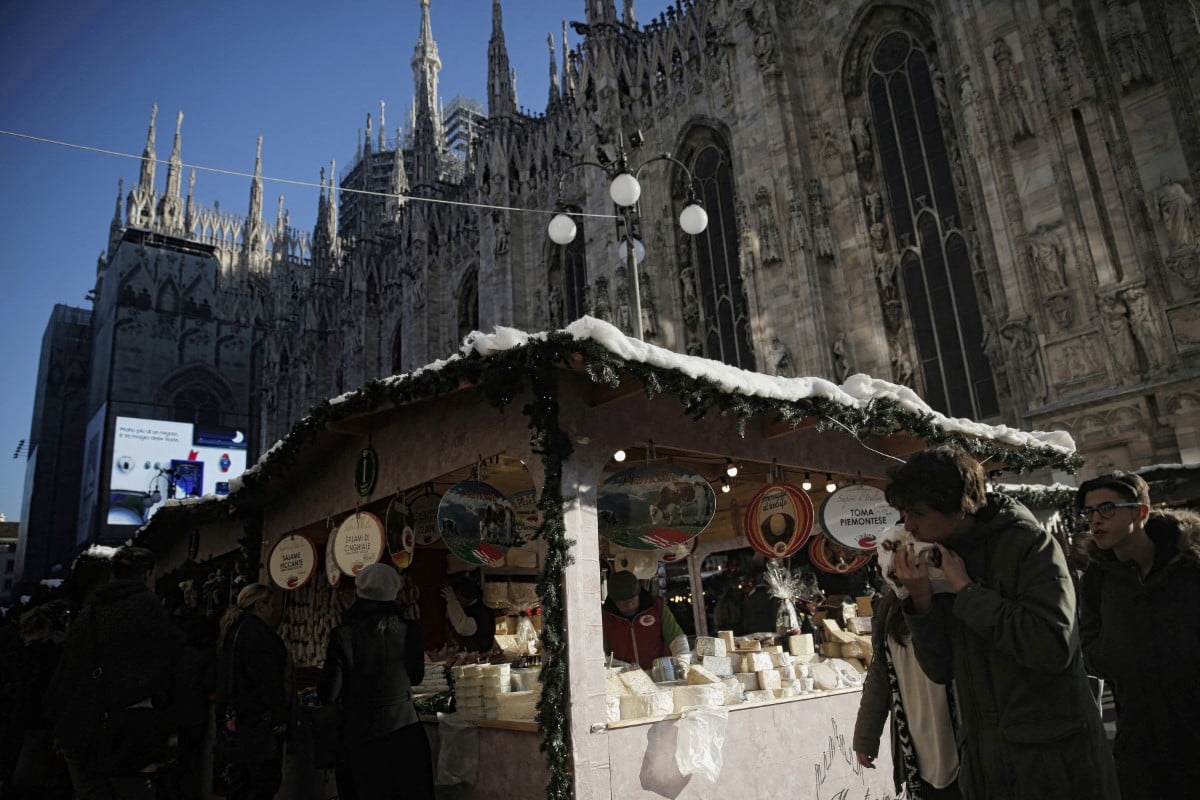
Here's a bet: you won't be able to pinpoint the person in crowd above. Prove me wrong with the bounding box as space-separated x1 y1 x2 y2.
167 580 218 800
711 576 743 633
1075 471 1200 799
319 563 433 800
601 570 690 670
739 571 776 634
45 546 184 800
214 583 289 800
441 576 496 653
855 527 960 799
9 602 70 799
889 446 1118 799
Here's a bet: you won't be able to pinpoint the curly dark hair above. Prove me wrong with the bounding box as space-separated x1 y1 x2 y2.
884 446 987 516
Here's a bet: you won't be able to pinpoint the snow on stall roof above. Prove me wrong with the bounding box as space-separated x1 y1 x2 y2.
237 317 1074 485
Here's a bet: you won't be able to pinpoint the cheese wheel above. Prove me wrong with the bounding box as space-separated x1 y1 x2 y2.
672 683 725 713
620 690 674 720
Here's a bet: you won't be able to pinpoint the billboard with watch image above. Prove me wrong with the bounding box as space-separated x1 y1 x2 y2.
107 415 248 526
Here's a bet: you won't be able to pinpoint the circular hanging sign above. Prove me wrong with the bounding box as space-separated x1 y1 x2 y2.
325 531 341 587
410 491 443 546
268 534 317 591
385 494 416 570
437 480 521 566
743 482 815 558
597 463 716 551
355 448 378 497
332 512 385 576
818 485 897 552
808 533 873 575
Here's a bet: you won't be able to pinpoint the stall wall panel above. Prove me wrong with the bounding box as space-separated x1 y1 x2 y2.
605 692 897 799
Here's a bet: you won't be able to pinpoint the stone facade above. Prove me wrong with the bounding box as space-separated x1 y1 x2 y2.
23 0 1200 565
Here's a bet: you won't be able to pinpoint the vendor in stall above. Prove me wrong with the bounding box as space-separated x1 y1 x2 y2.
441 576 496 653
601 570 691 671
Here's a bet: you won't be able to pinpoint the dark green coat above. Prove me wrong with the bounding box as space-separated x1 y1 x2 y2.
1080 509 1200 772
903 494 1118 800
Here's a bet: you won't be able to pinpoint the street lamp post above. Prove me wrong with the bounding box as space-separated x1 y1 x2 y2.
548 135 708 340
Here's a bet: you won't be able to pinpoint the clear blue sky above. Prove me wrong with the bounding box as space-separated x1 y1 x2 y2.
0 0 673 521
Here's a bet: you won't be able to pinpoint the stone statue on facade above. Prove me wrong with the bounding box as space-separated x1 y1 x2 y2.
1156 179 1199 252
1028 228 1067 293
770 337 795 378
1121 286 1170 373
547 286 564 329
1002 321 1047 404
992 38 1035 141
755 188 782 265
1099 295 1139 383
832 333 850 382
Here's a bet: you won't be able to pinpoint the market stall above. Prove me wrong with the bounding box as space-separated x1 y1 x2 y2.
139 317 1080 800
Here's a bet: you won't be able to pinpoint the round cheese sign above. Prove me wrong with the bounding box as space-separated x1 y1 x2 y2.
818 485 898 551
743 483 815 558
410 491 443 546
268 534 317 591
597 464 716 551
332 512 385 576
437 480 519 567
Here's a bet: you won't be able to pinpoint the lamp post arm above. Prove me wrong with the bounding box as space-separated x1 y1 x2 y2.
554 160 611 203
632 152 698 188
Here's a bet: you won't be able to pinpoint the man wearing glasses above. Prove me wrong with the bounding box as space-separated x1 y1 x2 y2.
1076 471 1200 800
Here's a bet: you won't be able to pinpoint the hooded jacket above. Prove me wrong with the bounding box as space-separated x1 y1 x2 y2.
903 494 1118 800
1079 508 1200 766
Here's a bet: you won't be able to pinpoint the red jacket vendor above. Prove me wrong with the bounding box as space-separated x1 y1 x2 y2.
601 570 690 670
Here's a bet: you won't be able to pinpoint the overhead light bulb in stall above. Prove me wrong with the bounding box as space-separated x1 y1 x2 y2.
802 472 813 491
614 449 627 462
825 474 837 493
720 477 731 494
724 458 738 478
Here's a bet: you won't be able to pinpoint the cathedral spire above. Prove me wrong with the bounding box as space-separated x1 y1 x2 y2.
108 179 124 257
487 0 517 117
379 100 387 151
547 32 560 108
585 0 617 28
185 169 196 231
327 159 338 241
138 103 157 193
157 110 185 232
244 136 265 258
563 19 576 98
411 0 444 185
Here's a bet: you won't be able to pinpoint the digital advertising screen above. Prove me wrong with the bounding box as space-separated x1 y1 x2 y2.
107 415 248 526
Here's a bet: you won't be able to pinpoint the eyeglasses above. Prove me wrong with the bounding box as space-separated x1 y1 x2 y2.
1077 502 1141 521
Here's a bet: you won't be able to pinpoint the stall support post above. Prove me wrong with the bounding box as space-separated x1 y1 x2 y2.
687 552 707 638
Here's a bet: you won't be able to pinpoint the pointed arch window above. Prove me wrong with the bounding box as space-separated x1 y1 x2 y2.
457 268 479 343
548 208 587 325
867 30 998 418
172 385 220 427
677 127 754 370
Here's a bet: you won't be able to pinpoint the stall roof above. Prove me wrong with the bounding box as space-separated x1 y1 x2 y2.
137 316 1080 539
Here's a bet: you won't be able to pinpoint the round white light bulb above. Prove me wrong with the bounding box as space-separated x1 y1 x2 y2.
679 202 708 235
721 482 731 494
609 172 642 207
548 213 577 245
613 449 627 462
825 480 837 493
725 462 738 478
620 237 647 265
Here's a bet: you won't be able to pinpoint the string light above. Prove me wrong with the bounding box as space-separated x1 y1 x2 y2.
613 449 626 462
802 472 813 491
724 458 738 478
825 474 837 493
720 476 731 494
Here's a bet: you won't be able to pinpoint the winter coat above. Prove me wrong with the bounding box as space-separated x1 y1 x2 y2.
1079 508 1200 768
216 612 291 729
601 591 683 668
318 599 424 747
45 579 184 768
853 590 905 794
903 494 1118 800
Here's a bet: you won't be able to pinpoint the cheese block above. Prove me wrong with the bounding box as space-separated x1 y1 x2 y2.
774 682 800 699
763 645 783 654
456 686 482 698
694 636 728 658
819 642 843 658
847 616 873 635
718 630 736 653
721 676 744 705
810 662 839 690
776 665 797 682
841 640 867 660
733 672 759 691
756 669 782 692
618 669 660 695
788 634 815 656
853 635 874 661
792 651 819 664
822 618 860 644
620 690 674 720
685 663 721 685
701 655 732 676
606 695 621 722
606 668 631 697
496 689 540 721
734 637 761 651
672 683 725 713
744 689 774 703
841 657 866 673
751 652 775 672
